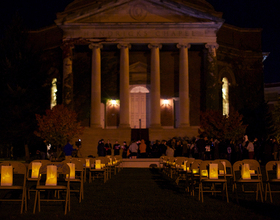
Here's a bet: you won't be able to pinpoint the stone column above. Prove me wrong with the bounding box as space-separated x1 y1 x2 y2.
177 43 191 127
205 43 219 110
61 42 75 109
89 43 103 128
148 43 162 128
117 43 131 128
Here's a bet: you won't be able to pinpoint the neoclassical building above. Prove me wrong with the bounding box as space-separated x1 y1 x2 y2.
30 0 264 156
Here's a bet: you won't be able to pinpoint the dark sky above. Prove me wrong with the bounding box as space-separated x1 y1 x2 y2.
1 0 279 83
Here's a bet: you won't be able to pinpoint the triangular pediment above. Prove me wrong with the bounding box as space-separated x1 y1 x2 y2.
56 0 223 25
129 62 149 73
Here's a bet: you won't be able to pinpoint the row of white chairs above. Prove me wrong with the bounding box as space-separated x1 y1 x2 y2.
160 156 280 203
0 155 123 214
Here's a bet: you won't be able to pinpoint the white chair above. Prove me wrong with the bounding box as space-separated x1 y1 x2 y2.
33 162 70 214
0 161 27 213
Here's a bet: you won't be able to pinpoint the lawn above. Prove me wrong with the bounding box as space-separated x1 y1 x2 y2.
0 167 279 220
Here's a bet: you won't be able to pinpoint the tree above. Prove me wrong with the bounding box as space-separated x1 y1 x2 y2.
34 104 84 148
199 109 247 142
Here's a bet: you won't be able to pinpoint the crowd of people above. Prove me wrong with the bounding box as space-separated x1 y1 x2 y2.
97 135 280 165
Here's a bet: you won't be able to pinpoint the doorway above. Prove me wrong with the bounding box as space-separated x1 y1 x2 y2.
130 85 150 129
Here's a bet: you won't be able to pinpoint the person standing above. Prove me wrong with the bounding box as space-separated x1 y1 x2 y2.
129 140 138 159
139 139 147 158
64 139 75 160
105 139 112 155
121 141 127 158
247 139 254 159
159 140 167 156
166 145 174 157
242 135 249 159
196 135 206 160
97 139 106 157
113 140 121 155
174 140 183 157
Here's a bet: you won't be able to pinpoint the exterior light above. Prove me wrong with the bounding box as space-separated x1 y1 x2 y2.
163 99 169 105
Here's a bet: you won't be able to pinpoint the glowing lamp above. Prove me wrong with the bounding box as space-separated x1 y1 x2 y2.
249 170 255 175
101 164 105 168
201 170 208 177
277 163 280 179
1 165 13 186
241 164 251 179
209 163 218 179
46 165 57 186
163 99 169 105
85 159 90 168
95 160 101 169
108 158 112 165
192 169 199 174
219 170 225 175
67 163 75 179
31 162 42 178
187 167 190 172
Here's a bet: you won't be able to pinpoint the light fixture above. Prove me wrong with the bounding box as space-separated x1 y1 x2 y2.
163 99 169 105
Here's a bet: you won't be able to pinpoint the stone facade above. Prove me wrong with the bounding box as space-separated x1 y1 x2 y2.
29 0 264 156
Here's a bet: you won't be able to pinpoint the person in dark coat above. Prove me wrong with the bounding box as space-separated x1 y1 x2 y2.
196 136 206 160
97 139 106 156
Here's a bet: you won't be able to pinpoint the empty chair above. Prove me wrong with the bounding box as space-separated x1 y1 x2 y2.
33 162 70 214
89 157 108 183
190 159 203 196
198 161 229 203
27 160 52 199
265 161 280 203
232 160 263 203
63 159 84 203
0 161 27 213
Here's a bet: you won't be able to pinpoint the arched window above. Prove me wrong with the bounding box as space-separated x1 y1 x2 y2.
222 77 229 115
51 78 57 109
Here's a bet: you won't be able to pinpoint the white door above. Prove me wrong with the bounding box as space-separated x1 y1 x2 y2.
130 93 146 128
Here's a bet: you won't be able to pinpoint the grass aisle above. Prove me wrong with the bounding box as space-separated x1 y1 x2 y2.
1 168 279 220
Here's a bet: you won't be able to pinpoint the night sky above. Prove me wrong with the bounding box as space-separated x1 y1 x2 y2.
1 0 279 83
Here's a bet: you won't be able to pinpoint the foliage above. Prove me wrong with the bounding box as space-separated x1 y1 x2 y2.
199 109 247 142
35 104 84 147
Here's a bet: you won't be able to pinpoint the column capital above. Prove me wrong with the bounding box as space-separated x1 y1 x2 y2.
176 43 191 49
148 43 162 49
89 43 103 50
205 43 219 51
117 43 131 49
